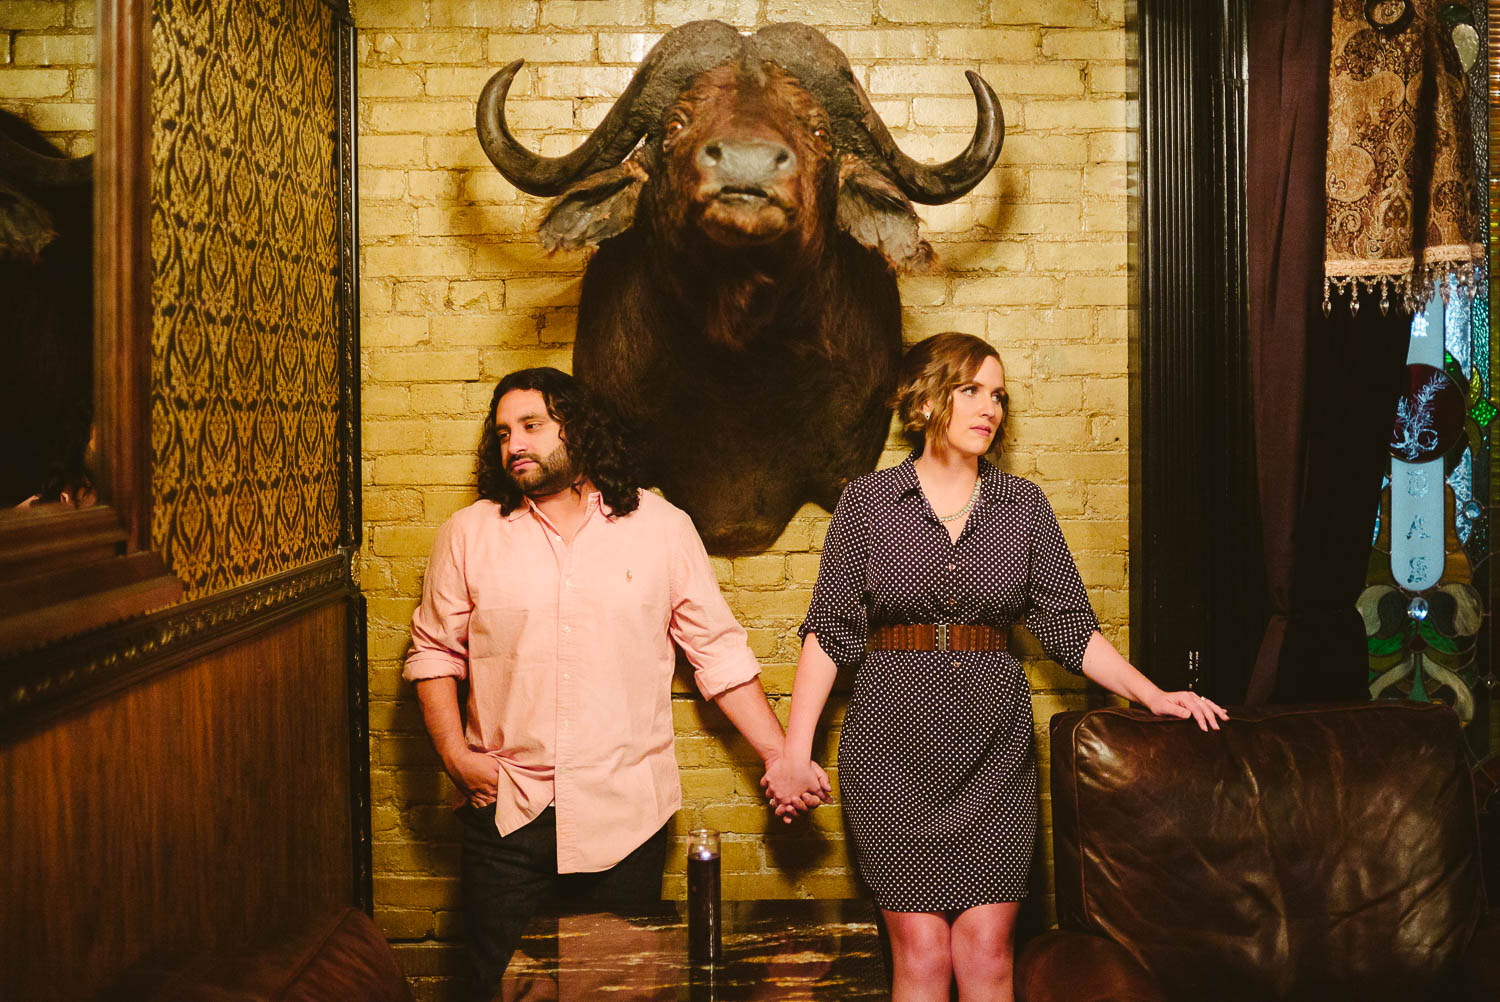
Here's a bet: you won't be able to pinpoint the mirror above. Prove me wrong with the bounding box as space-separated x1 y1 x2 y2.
0 0 179 654
0 0 97 513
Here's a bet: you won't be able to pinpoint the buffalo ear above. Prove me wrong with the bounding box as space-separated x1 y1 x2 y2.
538 159 648 252
836 159 935 273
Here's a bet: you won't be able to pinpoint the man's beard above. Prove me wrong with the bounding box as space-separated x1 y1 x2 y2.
507 443 578 498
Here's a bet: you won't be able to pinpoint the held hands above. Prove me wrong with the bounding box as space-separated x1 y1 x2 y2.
443 748 502 807
761 756 832 823
1144 689 1229 731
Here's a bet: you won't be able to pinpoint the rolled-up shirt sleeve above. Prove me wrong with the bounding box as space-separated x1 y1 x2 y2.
667 510 761 700
405 516 472 682
1022 488 1100 675
798 484 870 668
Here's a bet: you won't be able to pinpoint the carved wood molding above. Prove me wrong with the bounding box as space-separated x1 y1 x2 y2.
0 554 355 744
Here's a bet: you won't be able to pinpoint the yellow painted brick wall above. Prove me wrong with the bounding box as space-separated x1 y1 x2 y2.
0 0 96 153
357 0 1132 944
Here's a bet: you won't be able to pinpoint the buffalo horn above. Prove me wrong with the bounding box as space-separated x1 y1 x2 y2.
476 20 743 197
750 22 1003 205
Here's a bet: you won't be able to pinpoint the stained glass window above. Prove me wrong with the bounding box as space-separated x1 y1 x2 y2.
1363 4 1492 759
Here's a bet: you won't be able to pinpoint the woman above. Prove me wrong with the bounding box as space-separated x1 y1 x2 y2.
764 332 1226 1002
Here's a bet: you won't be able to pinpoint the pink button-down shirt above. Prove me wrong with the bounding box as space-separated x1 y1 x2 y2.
404 489 760 873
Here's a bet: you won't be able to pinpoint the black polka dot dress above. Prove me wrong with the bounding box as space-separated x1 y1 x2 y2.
800 455 1099 913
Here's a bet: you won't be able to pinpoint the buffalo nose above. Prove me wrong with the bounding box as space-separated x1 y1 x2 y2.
698 137 795 187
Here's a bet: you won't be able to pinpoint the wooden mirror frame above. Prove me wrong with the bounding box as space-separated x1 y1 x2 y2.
0 0 182 655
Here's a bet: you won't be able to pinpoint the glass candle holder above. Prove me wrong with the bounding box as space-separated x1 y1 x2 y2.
686 828 722 964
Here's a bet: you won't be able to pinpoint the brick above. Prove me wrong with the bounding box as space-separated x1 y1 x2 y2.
373 454 478 486
364 243 471 278
370 32 484 65
597 32 663 64
365 419 433 454
975 63 1085 96
1057 518 1128 553
1061 276 1128 306
423 65 512 97
487 32 595 64
1082 377 1127 411
424 133 492 168
824 29 929 59
999 133 1088 166
13 34 92 65
1084 198 1128 232
417 204 529 236
364 488 425 521
656 0 758 25
14 102 91 132
731 554 786 587
931 28 1038 61
477 347 572 377
953 276 1059 307
1088 130 1130 163
391 280 447 315
503 275 582 310
369 99 475 134
425 489 480 521
360 134 427 166
540 0 648 27
363 385 411 417
471 241 582 275
869 64 991 97
764 0 872 25
996 203 1080 234
1025 99 1127 131
446 280 508 314
1034 451 1124 483
532 65 634 98
0 3 64 29
897 276 947 306
990 0 1098 25
359 66 423 97
361 202 416 237
732 589 815 621
356 0 429 26
878 0 983 23
369 349 479 383
430 0 539 28
1036 342 1126 376
375 875 462 909
1041 29 1127 61
1088 61 1131 95
373 525 440 557
1029 168 1080 202
360 169 407 199
1033 241 1126 271
406 169 463 200
410 383 472 415
0 68 68 97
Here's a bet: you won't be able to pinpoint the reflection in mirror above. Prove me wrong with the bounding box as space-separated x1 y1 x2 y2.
0 0 96 515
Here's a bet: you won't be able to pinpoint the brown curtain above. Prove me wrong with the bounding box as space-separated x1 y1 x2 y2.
1245 0 1411 704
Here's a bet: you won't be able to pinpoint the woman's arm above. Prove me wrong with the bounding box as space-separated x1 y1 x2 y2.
1080 631 1227 731
761 632 838 819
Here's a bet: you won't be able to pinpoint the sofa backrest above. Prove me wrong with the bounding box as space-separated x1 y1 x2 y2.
1049 703 1486 1001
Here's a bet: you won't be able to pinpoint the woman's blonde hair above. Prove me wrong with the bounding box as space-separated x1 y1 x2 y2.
893 332 1006 455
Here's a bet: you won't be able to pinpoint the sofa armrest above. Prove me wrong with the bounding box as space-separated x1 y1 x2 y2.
1464 912 1500 1001
1016 930 1166 1002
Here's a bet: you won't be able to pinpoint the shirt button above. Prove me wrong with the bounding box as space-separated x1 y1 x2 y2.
562 625 571 634
563 673 571 680
951 659 961 668
947 563 956 571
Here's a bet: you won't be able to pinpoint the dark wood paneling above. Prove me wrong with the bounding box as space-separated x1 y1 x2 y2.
0 600 352 1002
1135 0 1264 702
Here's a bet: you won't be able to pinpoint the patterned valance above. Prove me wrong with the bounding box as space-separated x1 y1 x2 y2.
1324 0 1485 315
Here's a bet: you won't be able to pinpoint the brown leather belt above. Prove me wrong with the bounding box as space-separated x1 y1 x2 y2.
866 623 1008 653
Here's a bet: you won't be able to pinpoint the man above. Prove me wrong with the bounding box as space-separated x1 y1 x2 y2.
405 368 827 998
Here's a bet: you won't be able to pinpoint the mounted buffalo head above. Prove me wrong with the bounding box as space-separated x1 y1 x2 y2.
474 22 1004 551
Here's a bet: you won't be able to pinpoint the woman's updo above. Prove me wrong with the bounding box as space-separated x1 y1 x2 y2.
892 332 1006 456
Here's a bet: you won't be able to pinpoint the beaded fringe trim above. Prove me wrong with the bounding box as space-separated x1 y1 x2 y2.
1323 245 1487 317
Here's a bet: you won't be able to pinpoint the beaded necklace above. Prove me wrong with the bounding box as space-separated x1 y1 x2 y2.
935 475 982 523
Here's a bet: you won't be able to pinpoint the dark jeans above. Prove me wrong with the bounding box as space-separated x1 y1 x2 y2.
459 804 668 1001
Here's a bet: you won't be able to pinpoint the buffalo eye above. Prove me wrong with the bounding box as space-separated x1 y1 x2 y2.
812 126 830 144
664 119 685 142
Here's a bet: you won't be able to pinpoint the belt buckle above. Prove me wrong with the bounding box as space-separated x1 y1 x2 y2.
936 622 950 651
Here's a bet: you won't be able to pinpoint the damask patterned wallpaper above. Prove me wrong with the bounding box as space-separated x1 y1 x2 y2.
151 0 344 598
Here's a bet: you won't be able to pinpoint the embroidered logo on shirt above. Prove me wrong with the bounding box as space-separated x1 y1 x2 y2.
626 569 633 582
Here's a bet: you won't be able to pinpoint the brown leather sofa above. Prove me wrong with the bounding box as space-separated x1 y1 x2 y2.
1018 702 1500 1002
106 907 413 1001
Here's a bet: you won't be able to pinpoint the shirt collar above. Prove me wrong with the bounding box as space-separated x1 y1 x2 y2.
505 490 610 522
893 451 1004 509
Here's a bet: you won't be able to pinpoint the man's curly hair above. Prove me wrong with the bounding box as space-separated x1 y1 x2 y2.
476 367 642 517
